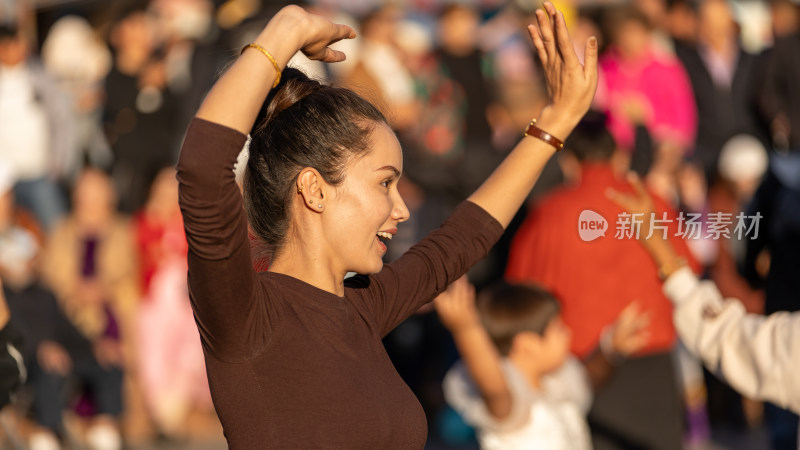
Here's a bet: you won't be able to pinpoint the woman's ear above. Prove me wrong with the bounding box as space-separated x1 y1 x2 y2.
297 168 326 212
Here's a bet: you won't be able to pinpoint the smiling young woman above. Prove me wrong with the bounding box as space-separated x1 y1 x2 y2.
176 3 597 448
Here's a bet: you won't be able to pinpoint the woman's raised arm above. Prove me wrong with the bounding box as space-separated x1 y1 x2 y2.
195 5 355 134
467 2 597 228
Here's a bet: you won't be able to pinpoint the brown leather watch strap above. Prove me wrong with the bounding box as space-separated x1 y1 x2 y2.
523 119 564 151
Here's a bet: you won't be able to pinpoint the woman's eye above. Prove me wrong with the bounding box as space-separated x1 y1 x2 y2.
381 180 390 188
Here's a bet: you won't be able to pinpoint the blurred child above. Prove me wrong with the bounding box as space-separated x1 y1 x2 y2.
436 277 649 449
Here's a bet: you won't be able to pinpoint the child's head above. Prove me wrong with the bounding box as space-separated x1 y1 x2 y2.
477 282 571 374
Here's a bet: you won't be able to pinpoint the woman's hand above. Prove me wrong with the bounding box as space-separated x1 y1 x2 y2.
256 5 356 66
466 1 597 228
434 276 480 334
197 5 356 132
530 2 599 137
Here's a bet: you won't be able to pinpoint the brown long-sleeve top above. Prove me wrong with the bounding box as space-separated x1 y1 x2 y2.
176 118 504 449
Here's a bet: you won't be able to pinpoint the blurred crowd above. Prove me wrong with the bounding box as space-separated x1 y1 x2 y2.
0 0 798 448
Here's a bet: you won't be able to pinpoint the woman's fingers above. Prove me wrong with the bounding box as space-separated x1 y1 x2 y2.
527 24 548 66
536 5 557 62
319 47 347 63
302 17 356 61
552 9 580 69
584 36 599 83
336 22 357 40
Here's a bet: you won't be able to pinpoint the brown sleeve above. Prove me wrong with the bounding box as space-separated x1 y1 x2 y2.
176 118 273 361
347 201 504 337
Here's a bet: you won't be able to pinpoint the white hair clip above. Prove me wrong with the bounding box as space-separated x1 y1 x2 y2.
234 134 252 186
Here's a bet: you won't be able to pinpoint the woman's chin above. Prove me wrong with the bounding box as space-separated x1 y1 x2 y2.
350 259 385 276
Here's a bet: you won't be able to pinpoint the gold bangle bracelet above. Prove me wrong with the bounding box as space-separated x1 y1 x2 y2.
241 43 281 89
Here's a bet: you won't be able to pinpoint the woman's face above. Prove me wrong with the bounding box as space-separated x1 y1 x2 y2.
323 122 410 275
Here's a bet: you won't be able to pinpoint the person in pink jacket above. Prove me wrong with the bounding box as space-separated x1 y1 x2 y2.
595 6 696 156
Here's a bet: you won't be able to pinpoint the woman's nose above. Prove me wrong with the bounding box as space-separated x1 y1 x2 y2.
392 191 410 223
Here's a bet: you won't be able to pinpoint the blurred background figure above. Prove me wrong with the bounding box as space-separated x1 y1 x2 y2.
41 15 113 182
342 4 419 129
759 0 800 152
102 1 183 214
133 167 212 440
674 0 765 184
664 0 698 50
434 3 500 201
595 5 696 202
0 161 123 450
0 277 24 442
40 167 146 443
741 146 800 450
0 5 71 231
708 135 768 313
147 0 217 131
0 160 31 419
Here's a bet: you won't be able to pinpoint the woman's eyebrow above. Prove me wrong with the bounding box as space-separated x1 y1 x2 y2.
376 166 401 177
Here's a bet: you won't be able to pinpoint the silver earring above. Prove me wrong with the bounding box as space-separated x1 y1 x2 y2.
318 203 323 208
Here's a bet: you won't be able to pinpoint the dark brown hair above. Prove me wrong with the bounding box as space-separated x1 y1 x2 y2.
244 68 387 258
477 281 561 356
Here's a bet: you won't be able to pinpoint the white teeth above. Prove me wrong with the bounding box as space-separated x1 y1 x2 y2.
377 232 393 240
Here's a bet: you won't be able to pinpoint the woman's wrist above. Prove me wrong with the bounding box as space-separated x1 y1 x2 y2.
254 8 308 69
254 31 298 70
534 106 578 144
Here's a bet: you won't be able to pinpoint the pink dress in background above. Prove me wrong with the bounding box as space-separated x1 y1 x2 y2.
134 211 211 421
596 46 697 152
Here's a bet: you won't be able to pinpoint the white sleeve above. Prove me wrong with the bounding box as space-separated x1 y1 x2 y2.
442 361 534 432
663 267 800 414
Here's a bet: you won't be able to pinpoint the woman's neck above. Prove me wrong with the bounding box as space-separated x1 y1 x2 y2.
269 246 347 297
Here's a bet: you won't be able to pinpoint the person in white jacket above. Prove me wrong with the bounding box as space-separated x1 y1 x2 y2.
608 173 800 415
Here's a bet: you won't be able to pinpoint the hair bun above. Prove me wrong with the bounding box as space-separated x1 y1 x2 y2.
254 67 323 133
